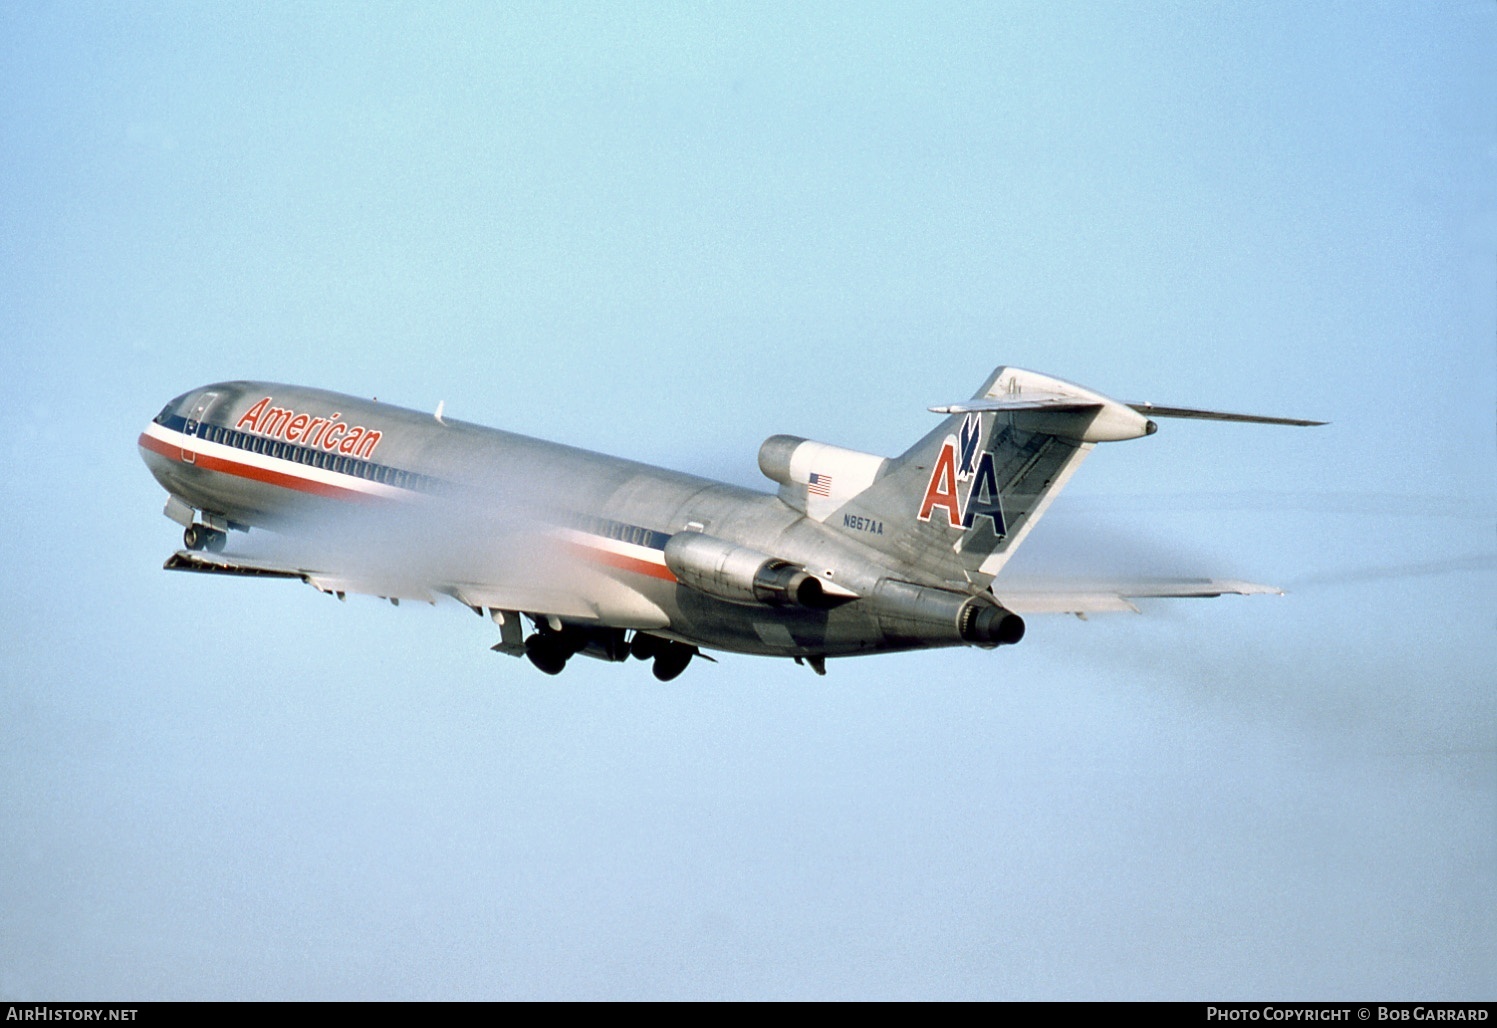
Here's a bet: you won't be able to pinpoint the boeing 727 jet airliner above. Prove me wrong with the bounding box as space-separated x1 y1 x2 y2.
140 367 1321 679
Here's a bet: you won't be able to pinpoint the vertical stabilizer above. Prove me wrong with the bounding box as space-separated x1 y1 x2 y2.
820 367 1154 590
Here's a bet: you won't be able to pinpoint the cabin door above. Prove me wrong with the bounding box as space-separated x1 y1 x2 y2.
181 392 218 464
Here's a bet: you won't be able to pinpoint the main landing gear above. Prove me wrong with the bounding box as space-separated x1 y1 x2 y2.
627 631 697 681
182 523 227 553
523 631 572 676
520 625 698 681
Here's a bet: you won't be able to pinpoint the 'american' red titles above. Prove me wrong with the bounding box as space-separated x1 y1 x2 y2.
234 397 383 460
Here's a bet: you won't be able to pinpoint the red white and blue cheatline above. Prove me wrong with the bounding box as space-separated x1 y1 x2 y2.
138 420 406 503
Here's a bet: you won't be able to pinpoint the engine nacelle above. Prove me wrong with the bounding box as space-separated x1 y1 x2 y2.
756 434 807 488
757 435 889 516
869 578 1025 648
663 532 827 608
960 601 1026 646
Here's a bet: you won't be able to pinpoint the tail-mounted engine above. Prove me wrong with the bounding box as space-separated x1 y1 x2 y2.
869 578 1025 648
663 532 832 608
757 434 888 518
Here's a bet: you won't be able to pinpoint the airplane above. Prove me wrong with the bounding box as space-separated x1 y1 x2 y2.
139 366 1322 680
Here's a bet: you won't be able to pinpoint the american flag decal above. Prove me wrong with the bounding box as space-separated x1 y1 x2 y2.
807 472 833 497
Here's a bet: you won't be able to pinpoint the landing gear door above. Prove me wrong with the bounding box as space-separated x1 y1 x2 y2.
181 392 218 464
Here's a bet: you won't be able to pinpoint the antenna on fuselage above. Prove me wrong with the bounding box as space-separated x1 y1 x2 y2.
434 400 446 425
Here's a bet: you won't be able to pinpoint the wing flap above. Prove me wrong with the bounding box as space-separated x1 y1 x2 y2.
446 583 602 622
165 550 305 581
167 550 442 603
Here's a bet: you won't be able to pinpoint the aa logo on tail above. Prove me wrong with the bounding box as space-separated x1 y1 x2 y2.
918 414 1006 535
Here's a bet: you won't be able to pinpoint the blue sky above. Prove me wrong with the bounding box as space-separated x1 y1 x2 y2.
2 1 1493 1000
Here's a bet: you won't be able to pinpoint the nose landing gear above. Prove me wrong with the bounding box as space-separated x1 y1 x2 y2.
183 524 227 553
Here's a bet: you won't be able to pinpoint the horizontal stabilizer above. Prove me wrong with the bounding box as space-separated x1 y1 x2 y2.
992 577 1282 615
928 396 1103 415
1124 402 1325 427
932 396 1324 427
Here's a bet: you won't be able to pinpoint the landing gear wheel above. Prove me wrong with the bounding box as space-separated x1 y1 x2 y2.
184 525 227 553
524 633 569 676
629 632 660 661
652 643 695 682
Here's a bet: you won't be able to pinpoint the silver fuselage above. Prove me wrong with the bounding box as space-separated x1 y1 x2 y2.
140 381 971 658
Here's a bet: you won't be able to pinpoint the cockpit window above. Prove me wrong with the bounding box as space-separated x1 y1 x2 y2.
154 391 194 425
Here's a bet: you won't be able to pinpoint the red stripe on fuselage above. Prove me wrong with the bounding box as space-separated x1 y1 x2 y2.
138 431 376 503
145 428 680 582
565 541 677 582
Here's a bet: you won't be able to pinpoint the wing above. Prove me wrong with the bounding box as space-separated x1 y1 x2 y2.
991 577 1282 615
164 550 669 629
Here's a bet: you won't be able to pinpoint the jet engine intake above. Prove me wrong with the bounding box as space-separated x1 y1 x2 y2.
663 532 828 608
756 435 806 488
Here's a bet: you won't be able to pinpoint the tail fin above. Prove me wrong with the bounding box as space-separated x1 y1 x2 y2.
762 368 1155 590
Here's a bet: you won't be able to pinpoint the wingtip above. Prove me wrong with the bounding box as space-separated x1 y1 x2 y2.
1220 580 1285 597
